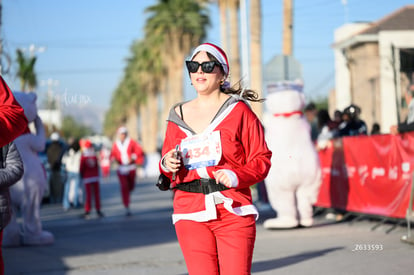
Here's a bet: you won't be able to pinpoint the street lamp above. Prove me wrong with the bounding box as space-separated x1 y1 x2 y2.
40 78 60 110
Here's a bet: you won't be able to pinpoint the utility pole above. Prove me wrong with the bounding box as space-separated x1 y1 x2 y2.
41 78 60 132
282 0 293 56
41 78 59 109
282 0 293 81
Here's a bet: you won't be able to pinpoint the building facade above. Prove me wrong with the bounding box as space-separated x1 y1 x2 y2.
331 5 414 133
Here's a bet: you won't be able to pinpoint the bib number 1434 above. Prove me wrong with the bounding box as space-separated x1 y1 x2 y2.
181 131 222 170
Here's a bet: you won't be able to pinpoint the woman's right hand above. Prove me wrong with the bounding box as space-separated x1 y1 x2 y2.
390 125 399 135
163 148 181 173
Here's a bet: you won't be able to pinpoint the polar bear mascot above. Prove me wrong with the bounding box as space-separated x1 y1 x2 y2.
263 81 321 229
3 91 54 247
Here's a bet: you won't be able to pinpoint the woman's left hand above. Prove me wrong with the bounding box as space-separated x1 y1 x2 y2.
213 170 231 188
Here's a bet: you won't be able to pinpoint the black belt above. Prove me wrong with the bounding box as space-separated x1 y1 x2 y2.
175 178 229 195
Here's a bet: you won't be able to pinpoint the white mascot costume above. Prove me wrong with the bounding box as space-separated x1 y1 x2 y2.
263 81 321 229
3 91 54 247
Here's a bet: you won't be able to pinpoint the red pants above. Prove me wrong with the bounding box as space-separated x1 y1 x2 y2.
84 182 101 212
117 170 136 208
175 204 256 275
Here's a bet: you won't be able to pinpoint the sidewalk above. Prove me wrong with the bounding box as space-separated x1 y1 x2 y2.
3 175 413 275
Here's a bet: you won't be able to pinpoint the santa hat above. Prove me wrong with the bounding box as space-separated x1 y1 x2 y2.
117 126 128 135
190 43 230 88
83 139 93 149
79 138 88 149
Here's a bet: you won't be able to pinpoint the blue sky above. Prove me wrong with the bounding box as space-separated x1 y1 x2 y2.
2 0 413 113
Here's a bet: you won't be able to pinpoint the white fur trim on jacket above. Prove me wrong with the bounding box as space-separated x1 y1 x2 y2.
116 137 131 165
172 192 258 224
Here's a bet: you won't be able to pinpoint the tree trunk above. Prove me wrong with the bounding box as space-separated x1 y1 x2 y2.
218 0 228 52
157 36 188 156
140 103 148 145
250 0 263 119
126 107 139 142
164 35 186 115
228 0 241 83
158 79 168 145
145 91 159 153
20 80 26 92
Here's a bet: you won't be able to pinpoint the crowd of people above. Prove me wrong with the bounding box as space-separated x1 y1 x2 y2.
305 92 414 147
304 102 375 151
42 129 145 219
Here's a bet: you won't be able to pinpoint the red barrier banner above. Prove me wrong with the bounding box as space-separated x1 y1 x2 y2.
316 133 414 219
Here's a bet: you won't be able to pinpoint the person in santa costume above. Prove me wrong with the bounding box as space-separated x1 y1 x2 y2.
159 43 272 275
79 139 104 219
110 127 144 216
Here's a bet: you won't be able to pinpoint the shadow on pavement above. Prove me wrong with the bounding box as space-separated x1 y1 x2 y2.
252 247 344 273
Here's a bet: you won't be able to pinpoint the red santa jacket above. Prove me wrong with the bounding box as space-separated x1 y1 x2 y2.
79 149 99 184
0 76 28 147
160 96 272 224
110 137 144 173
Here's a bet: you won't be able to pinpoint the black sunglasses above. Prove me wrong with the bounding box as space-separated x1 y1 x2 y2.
186 61 221 73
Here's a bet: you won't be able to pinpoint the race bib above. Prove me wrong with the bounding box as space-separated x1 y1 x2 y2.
181 131 222 170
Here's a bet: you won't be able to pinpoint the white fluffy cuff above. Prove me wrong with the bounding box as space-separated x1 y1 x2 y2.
217 169 238 188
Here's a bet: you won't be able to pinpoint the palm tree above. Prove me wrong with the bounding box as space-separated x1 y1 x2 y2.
105 0 209 153
145 0 210 106
16 49 37 92
103 87 129 138
120 47 145 141
103 81 141 140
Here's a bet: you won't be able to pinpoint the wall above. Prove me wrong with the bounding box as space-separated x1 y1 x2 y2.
379 31 414 132
348 42 381 133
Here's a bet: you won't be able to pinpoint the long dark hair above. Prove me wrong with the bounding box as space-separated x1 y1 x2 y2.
70 139 81 152
207 52 264 103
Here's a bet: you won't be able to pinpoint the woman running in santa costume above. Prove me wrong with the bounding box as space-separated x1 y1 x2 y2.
159 42 272 275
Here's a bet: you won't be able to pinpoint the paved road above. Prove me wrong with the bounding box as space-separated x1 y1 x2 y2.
3 174 413 275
